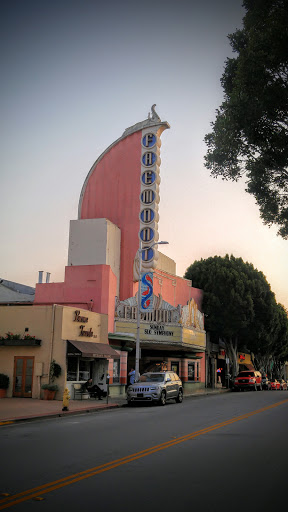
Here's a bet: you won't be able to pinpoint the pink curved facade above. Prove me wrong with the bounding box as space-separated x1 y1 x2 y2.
32 110 207 393
35 121 203 319
80 132 142 301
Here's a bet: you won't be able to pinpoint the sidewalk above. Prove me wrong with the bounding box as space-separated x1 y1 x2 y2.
0 388 230 425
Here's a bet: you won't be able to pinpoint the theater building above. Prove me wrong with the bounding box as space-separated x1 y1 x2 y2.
0 107 206 399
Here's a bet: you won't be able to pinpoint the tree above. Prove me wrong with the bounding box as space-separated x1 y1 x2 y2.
184 255 282 376
204 0 288 238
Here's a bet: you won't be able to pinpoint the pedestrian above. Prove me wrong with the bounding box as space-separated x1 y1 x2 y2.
128 368 136 385
85 378 104 400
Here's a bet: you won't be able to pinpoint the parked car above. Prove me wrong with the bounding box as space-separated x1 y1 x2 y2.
127 371 183 406
233 370 262 391
270 379 281 390
278 379 288 390
261 375 271 390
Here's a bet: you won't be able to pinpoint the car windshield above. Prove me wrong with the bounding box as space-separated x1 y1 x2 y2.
238 372 254 377
141 373 165 383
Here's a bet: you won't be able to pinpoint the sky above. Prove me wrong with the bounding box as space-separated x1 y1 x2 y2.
0 0 287 310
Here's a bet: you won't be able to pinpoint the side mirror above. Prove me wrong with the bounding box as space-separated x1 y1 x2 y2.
166 377 171 382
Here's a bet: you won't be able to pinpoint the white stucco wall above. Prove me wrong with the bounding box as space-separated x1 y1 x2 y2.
156 252 176 275
68 218 121 295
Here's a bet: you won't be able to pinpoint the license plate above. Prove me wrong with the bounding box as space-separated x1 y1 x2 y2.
137 393 143 397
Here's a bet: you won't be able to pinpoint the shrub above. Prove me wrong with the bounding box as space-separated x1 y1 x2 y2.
49 360 62 382
41 384 58 391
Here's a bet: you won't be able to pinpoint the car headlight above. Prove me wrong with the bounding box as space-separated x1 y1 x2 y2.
150 387 157 390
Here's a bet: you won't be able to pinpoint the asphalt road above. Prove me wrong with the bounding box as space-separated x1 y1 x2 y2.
1 390 288 511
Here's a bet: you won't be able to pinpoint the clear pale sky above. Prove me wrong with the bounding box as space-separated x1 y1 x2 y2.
1 0 287 310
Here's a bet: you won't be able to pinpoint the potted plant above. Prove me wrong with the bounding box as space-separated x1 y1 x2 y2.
0 374 9 398
41 383 59 400
41 360 62 400
49 360 62 382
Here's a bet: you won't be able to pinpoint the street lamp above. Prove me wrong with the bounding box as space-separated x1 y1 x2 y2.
135 240 169 382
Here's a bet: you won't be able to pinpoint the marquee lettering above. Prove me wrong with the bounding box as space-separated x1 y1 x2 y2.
142 133 156 148
138 112 169 275
142 152 156 166
141 189 154 204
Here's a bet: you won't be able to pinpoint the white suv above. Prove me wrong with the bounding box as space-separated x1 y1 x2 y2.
127 371 183 406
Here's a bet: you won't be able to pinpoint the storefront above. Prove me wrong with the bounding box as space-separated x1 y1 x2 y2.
115 295 206 393
0 304 119 400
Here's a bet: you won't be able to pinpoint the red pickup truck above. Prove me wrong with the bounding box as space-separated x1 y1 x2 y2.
233 370 262 391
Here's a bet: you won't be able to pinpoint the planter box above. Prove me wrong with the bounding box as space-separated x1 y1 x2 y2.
0 339 41 346
43 389 56 400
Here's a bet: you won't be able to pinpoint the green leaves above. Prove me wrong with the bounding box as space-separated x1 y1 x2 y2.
204 0 288 238
184 254 288 359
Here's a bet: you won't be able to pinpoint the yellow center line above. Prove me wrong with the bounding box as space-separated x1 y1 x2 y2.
1 399 287 510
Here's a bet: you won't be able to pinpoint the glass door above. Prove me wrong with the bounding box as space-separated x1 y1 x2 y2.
171 362 179 375
13 357 34 397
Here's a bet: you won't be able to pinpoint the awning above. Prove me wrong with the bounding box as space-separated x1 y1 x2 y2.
239 363 255 372
243 363 255 370
67 341 119 359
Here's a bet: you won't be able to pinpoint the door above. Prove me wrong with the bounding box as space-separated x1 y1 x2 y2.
171 362 179 376
13 357 34 397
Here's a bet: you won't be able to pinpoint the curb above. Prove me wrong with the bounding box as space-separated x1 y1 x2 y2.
0 389 231 426
0 403 122 426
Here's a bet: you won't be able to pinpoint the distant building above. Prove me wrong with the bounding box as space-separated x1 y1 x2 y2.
0 279 35 304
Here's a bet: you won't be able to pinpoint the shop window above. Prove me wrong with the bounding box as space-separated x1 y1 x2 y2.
67 357 78 381
188 363 195 381
67 357 91 381
171 362 179 375
113 359 120 383
79 360 90 381
188 361 201 381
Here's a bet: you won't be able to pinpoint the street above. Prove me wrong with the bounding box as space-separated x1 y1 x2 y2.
1 390 288 511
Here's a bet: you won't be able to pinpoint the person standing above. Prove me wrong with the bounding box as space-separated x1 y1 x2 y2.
128 368 135 385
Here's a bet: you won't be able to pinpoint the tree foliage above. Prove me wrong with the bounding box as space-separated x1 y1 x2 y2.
204 0 288 238
184 255 288 375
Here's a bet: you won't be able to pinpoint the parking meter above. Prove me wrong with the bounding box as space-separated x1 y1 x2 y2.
106 374 110 403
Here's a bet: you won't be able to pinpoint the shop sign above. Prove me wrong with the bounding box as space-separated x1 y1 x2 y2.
139 130 160 273
79 326 93 337
237 352 252 364
74 310 95 337
74 310 88 323
140 272 153 313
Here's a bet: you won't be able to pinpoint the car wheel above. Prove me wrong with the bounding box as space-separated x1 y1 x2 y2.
176 389 183 403
127 400 133 407
159 390 166 406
